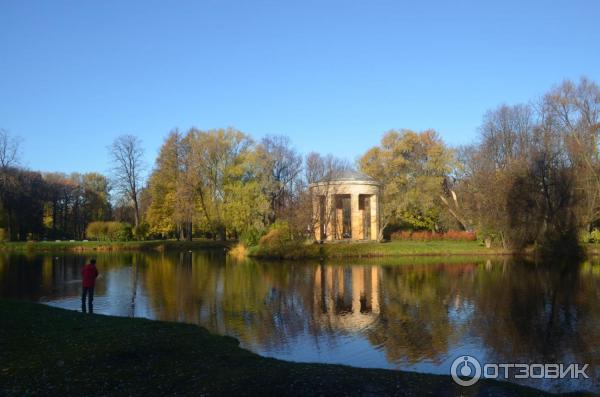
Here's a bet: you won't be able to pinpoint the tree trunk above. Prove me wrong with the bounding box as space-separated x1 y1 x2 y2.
133 195 140 228
6 207 12 241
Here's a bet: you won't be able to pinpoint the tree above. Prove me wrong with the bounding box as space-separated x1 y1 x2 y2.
459 89 585 254
187 128 268 240
358 130 455 236
457 104 535 247
145 128 271 241
0 129 21 168
41 172 111 239
0 168 45 240
146 130 184 238
80 172 111 224
109 135 145 227
256 135 302 223
541 78 600 230
0 129 22 239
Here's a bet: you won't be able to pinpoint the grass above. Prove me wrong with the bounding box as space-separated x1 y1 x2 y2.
4 238 600 260
248 240 512 260
0 299 584 397
323 240 509 257
0 239 232 253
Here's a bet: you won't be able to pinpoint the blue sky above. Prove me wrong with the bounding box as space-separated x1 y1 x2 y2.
1 0 599 175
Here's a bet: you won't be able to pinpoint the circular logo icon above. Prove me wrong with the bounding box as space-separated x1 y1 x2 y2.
451 355 482 386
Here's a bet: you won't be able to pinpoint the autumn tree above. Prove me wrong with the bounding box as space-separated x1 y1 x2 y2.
42 172 111 239
187 128 268 240
358 130 456 236
146 130 184 238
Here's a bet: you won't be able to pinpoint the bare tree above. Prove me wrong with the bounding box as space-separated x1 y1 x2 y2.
459 89 586 255
541 78 600 230
0 129 21 168
0 130 22 240
109 135 145 227
258 135 303 223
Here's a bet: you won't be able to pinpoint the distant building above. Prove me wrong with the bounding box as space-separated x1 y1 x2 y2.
310 170 382 241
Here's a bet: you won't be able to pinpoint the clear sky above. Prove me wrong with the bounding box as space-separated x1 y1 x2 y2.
1 0 599 175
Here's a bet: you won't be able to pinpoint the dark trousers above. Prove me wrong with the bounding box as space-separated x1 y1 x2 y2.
82 287 94 313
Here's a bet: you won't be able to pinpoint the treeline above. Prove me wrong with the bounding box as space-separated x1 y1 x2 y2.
456 78 600 253
0 130 122 241
1 78 599 253
145 130 347 242
0 166 114 241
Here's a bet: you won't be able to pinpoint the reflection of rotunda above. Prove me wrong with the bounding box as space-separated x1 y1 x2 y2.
314 265 380 331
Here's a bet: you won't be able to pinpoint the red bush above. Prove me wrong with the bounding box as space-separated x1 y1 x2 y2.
390 230 476 241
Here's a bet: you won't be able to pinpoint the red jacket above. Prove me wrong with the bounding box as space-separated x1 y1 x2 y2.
82 264 99 288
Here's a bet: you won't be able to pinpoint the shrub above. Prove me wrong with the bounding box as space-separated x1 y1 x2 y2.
259 221 291 246
85 221 133 241
85 222 104 241
240 227 264 247
256 221 293 257
590 229 600 243
228 243 248 259
390 230 477 241
133 223 150 241
579 230 591 243
117 223 133 241
106 222 124 240
0 228 6 242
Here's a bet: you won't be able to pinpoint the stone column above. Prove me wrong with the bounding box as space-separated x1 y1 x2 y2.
326 194 334 240
312 193 321 240
370 194 378 241
351 194 361 239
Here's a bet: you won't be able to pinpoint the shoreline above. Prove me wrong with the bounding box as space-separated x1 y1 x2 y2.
2 239 599 260
0 239 231 253
247 240 518 260
0 299 580 396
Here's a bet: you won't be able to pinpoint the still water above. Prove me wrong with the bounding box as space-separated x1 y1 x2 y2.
1 251 599 394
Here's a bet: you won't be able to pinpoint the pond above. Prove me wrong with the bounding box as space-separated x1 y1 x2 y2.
1 251 598 394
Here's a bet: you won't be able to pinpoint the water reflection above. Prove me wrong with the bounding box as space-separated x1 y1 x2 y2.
0 252 598 393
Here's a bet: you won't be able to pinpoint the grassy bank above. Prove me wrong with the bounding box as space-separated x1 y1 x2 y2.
248 240 512 260
0 299 581 397
0 239 231 253
4 238 600 260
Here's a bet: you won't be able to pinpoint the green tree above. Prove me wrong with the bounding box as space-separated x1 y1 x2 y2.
359 129 455 236
187 128 265 239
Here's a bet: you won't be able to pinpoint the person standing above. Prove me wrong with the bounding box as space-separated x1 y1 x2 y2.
81 258 99 313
